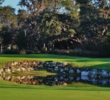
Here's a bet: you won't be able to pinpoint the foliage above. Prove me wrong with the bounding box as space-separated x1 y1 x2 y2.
0 6 18 28
20 49 26 54
3 49 19 54
0 0 110 57
26 50 34 54
48 49 100 57
0 26 12 46
0 0 4 5
15 31 27 50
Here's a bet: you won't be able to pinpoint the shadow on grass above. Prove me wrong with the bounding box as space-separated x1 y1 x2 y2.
65 59 110 70
89 63 110 71
0 54 69 58
0 54 90 60
1 54 110 63
0 82 110 89
64 58 110 63
0 85 44 90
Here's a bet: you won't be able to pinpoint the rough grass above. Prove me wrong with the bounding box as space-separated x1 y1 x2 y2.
0 54 110 100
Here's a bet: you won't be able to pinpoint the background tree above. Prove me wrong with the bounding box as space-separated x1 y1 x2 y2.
0 0 4 5
0 0 110 56
16 31 27 50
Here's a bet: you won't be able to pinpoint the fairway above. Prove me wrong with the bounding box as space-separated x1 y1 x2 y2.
0 54 110 100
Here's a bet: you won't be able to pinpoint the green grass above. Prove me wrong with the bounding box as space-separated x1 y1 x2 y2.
0 54 110 70
0 80 110 100
0 54 110 100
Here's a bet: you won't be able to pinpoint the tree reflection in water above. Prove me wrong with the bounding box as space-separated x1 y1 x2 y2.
1 75 110 87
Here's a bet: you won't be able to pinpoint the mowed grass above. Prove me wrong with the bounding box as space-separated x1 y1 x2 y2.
0 80 110 100
0 54 110 100
0 54 110 70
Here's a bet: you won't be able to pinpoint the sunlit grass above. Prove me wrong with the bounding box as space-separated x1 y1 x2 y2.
0 79 110 100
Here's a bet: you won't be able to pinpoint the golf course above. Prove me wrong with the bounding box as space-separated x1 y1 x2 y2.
0 54 110 100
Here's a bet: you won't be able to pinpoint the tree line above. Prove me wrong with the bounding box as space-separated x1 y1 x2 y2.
0 0 110 57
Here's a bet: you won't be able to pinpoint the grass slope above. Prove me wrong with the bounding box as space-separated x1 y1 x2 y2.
0 54 110 100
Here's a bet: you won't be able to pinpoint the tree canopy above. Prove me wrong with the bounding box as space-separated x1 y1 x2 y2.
0 0 110 57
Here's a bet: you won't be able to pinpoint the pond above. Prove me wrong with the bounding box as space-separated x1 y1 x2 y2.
1 75 110 87
0 60 110 87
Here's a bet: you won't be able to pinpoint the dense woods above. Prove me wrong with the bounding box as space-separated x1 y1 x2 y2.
0 0 110 57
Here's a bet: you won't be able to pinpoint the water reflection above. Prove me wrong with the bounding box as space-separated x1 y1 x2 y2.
1 75 110 87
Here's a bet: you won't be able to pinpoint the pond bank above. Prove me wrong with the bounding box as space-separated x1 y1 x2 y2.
0 60 110 79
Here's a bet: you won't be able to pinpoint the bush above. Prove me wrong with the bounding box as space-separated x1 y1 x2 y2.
48 49 100 57
20 49 26 54
3 49 19 54
34 50 41 54
41 48 48 54
26 50 34 54
48 49 59 54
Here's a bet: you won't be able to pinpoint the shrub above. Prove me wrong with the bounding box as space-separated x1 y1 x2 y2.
48 49 59 54
26 50 34 54
34 50 41 54
3 49 19 54
41 47 48 54
20 49 26 54
48 49 100 57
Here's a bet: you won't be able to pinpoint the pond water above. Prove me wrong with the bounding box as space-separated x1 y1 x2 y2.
1 75 110 87
1 60 110 87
